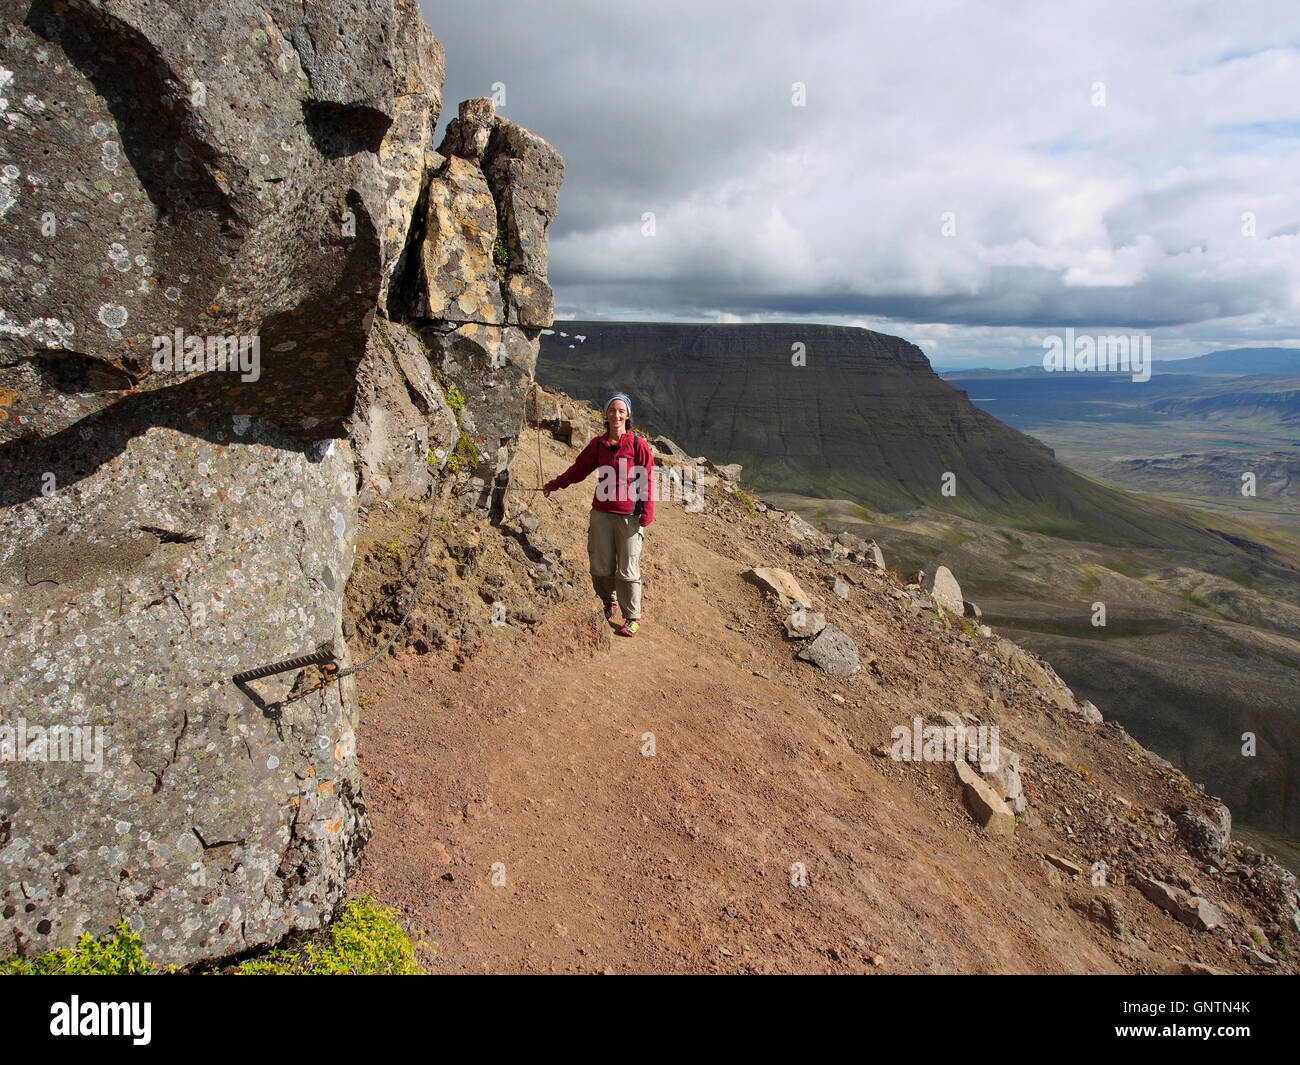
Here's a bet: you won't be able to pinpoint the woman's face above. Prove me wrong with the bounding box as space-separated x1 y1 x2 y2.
606 400 628 432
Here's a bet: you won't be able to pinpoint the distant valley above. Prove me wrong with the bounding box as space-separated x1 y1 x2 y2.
943 355 1300 543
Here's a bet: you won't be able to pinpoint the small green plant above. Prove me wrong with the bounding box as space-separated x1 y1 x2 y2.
378 539 400 561
231 897 423 975
445 432 479 474
3 920 151 975
729 488 756 514
492 234 510 268
445 385 466 413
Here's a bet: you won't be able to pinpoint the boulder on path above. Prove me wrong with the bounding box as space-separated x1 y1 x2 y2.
1174 803 1232 863
1134 874 1226 931
783 610 827 639
982 743 1026 814
1248 860 1300 935
743 568 813 610
528 387 599 450
770 510 821 542
955 759 1016 836
1046 853 1083 876
796 625 861 676
931 566 964 615
994 639 1078 713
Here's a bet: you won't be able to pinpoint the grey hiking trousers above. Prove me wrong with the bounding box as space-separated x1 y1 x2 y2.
587 509 645 621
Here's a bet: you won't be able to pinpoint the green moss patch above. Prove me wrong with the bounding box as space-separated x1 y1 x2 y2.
230 897 423 975
3 920 150 975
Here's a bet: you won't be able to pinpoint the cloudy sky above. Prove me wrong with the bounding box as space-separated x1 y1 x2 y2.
420 0 1299 368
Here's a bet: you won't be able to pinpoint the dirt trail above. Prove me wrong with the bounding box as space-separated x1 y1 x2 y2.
346 425 1291 974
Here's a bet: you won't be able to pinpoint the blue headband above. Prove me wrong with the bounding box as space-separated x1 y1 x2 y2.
605 392 632 422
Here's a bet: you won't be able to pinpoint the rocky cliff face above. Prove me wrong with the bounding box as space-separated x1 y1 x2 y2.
350 95 563 518
0 0 561 967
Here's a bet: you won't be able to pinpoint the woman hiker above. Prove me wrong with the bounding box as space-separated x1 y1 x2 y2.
542 393 654 637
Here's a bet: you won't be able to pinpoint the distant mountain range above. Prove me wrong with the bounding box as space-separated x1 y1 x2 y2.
1158 347 1300 375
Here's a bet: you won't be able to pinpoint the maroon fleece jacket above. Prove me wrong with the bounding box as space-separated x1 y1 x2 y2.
544 431 655 526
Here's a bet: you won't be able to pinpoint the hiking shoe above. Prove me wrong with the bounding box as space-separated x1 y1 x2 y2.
617 619 640 637
604 601 619 621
